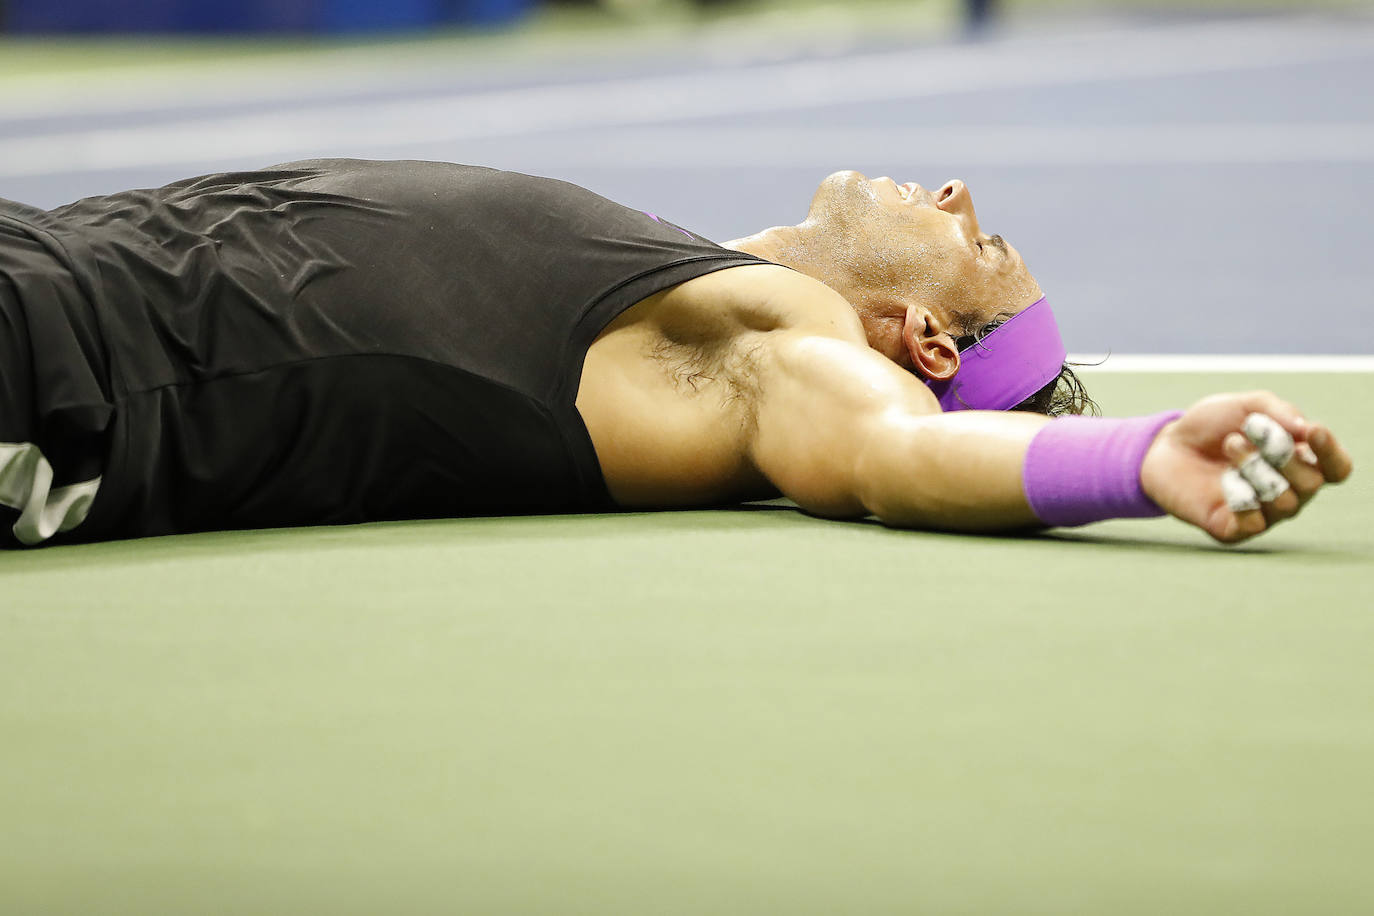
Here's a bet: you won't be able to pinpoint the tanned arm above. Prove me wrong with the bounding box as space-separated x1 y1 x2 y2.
745 329 1049 532
742 324 1352 543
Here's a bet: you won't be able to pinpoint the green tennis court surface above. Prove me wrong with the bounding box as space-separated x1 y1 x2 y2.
3 371 1370 914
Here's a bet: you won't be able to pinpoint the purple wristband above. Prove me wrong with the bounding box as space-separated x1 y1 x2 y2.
1023 411 1184 527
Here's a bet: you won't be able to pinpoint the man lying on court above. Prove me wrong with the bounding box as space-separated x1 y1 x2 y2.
0 159 1352 548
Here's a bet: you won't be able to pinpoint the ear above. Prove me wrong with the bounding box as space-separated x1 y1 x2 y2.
902 304 960 382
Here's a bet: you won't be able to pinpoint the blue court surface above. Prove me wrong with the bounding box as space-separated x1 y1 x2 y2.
2 8 1372 914
3 7 1374 355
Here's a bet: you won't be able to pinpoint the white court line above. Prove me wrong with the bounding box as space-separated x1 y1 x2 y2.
2 17 1373 178
1070 354 1374 372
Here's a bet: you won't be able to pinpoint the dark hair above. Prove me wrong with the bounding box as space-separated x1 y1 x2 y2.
952 312 1099 418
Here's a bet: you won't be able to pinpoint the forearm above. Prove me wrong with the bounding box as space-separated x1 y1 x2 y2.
853 409 1181 533
854 410 1051 531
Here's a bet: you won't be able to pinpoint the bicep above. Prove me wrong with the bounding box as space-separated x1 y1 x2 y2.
746 331 941 517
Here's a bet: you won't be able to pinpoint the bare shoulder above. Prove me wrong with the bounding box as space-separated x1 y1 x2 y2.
614 261 935 422
687 266 936 412
575 263 885 510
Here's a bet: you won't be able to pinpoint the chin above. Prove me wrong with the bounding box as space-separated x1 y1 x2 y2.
818 170 867 197
807 171 870 224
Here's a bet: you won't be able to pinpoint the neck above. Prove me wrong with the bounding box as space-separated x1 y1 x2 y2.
727 225 910 362
724 225 810 269
726 224 891 316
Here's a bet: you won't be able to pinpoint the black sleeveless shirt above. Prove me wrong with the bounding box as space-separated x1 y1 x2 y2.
2 159 768 542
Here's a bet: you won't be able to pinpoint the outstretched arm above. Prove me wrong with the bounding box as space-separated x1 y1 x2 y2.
746 331 1352 544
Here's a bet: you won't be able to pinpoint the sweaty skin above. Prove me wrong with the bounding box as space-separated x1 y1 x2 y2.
575 171 1353 544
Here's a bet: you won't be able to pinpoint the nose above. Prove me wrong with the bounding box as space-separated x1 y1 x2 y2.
936 179 980 229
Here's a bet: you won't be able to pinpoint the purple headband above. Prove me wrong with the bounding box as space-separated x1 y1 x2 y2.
925 297 1066 411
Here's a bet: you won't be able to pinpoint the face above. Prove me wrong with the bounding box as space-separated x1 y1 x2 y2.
798 170 1043 369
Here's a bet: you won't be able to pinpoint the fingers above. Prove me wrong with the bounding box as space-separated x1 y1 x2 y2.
1236 392 1310 439
1210 505 1264 544
1215 441 1275 541
1242 412 1294 466
1241 412 1325 503
1220 467 1261 513
1214 465 1266 542
1211 412 1302 543
1223 432 1299 523
1197 400 1353 545
1308 423 1354 484
1228 394 1353 478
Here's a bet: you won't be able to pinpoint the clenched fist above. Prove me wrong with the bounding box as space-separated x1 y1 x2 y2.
1140 392 1353 544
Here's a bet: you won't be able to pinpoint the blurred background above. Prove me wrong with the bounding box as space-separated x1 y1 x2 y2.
2 0 1372 356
